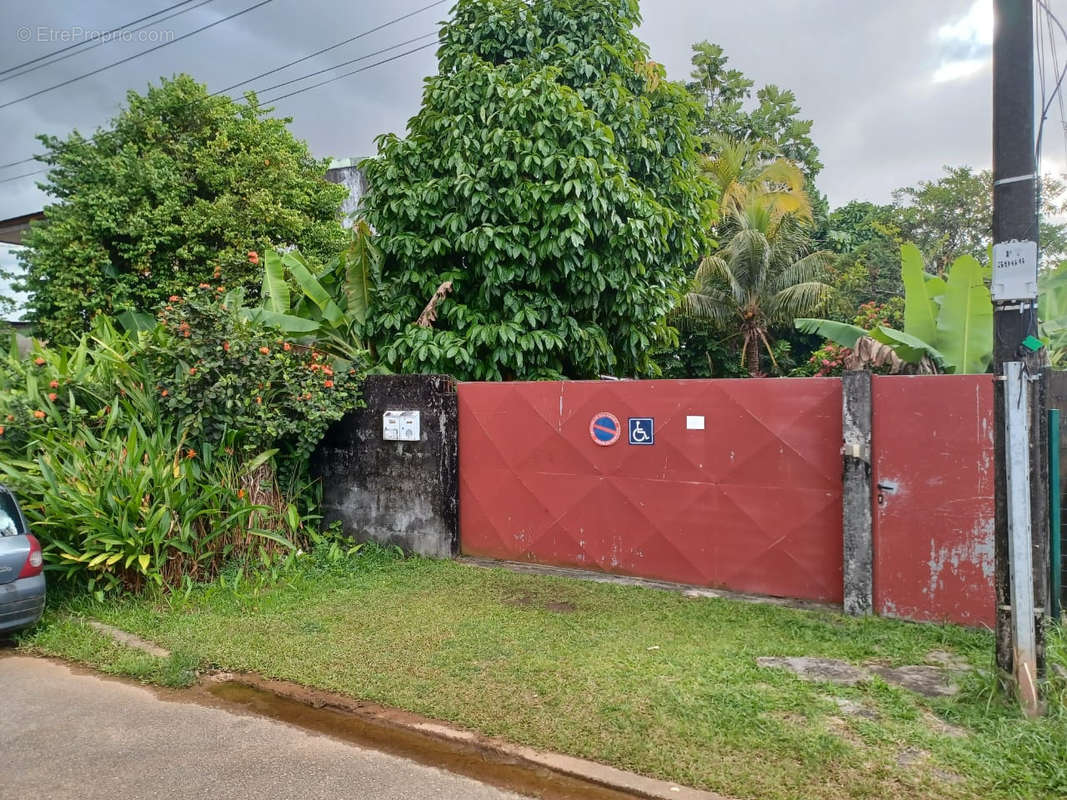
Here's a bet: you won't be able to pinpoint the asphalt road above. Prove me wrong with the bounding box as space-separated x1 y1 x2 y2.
0 655 524 800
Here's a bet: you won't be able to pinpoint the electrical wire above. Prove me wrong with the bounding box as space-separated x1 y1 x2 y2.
0 168 45 186
245 31 436 98
0 34 439 185
0 1 447 168
211 0 446 96
259 40 437 104
0 0 274 112
0 0 202 77
0 0 217 85
1035 0 1067 160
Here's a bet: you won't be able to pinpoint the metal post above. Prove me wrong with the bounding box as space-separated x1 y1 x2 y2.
1051 408 1063 621
1005 362 1040 715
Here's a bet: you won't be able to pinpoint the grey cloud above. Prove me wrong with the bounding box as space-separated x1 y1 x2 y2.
0 0 999 221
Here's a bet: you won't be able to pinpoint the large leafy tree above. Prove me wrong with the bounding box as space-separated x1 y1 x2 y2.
360 0 710 380
18 75 347 344
686 41 822 183
679 201 834 376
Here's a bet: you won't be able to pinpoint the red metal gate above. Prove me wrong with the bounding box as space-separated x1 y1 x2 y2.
871 375 995 626
458 379 843 602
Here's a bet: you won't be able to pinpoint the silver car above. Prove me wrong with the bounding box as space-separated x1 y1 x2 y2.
0 486 45 635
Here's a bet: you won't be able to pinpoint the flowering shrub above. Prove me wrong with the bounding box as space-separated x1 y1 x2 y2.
152 285 363 465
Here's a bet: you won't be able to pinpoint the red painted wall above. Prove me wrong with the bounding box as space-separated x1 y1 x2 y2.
871 375 995 627
459 379 844 602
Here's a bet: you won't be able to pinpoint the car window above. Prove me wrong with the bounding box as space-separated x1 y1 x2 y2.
0 491 25 536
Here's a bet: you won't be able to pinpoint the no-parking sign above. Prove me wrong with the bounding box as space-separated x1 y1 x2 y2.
589 412 621 446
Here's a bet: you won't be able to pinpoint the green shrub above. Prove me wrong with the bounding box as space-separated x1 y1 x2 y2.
150 284 363 466
0 302 364 596
0 412 283 598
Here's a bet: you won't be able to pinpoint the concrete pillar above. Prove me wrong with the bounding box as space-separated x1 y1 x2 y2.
312 374 458 558
842 371 874 615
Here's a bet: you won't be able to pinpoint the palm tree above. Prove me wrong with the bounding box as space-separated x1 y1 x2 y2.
678 200 834 376
701 134 812 224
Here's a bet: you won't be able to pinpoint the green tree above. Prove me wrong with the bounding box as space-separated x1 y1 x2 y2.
17 74 347 344
360 0 711 380
678 201 834 376
686 41 822 181
702 135 812 224
890 166 1067 273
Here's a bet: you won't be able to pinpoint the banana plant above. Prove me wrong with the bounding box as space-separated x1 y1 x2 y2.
1039 262 1067 367
247 220 382 362
796 245 992 374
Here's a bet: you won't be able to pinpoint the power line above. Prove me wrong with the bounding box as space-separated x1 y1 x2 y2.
0 37 437 185
1036 0 1067 159
247 32 436 98
212 0 446 97
0 0 201 78
0 0 275 112
0 168 45 186
0 156 37 171
0 0 217 85
261 40 436 104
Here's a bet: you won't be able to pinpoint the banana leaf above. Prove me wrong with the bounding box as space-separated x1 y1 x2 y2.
794 318 868 348
868 325 948 369
933 254 992 373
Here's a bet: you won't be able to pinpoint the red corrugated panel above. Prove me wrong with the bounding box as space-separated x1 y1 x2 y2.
458 379 844 602
872 375 995 627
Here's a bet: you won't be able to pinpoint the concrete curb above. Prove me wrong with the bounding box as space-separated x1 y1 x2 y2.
211 672 733 800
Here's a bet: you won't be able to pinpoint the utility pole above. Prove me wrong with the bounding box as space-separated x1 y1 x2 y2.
992 0 1048 716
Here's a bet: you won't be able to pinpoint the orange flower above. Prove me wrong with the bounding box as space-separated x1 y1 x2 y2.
323 380 334 388
168 295 181 302
189 367 197 375
309 363 320 372
34 357 45 366
258 346 270 355
216 286 225 293
0 426 5 435
238 489 246 499
186 449 196 459
199 283 211 289
248 251 259 265
312 351 322 361
323 367 334 376
5 414 13 421
282 342 291 351
49 380 59 389
47 393 57 402
33 410 45 419
222 341 230 352
161 389 169 397
255 396 262 404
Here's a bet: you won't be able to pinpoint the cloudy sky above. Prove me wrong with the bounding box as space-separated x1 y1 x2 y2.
0 0 1047 310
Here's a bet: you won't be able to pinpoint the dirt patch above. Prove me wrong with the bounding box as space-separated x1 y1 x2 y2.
924 650 972 672
922 710 968 739
504 594 576 613
825 716 866 749
895 747 929 769
824 695 880 720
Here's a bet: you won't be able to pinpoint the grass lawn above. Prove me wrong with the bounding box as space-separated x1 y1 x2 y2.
17 548 1067 800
